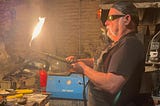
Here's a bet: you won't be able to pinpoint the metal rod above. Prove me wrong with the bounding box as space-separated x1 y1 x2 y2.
31 49 71 64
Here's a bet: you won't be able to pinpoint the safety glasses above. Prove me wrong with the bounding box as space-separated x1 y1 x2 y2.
107 15 125 21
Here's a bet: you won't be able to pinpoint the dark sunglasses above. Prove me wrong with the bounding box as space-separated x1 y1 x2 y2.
107 15 125 21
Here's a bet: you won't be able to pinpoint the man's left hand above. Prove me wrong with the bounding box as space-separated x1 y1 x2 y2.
71 62 85 74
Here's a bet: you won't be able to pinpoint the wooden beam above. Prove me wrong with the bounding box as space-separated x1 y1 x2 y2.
99 2 160 9
135 2 160 8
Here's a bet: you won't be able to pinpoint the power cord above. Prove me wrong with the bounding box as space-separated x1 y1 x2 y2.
82 74 89 106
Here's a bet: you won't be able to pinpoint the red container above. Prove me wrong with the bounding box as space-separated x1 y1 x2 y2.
39 69 47 92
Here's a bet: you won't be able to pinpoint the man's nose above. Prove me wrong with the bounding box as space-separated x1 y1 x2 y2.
105 20 109 26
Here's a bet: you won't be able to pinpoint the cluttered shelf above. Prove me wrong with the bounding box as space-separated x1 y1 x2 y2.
145 62 160 72
0 89 49 106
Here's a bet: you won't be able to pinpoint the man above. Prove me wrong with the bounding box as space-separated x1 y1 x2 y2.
66 1 145 106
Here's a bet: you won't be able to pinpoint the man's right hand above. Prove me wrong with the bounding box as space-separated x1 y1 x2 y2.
66 56 77 64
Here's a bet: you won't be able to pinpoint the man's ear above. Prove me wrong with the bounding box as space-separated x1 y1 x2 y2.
123 14 131 25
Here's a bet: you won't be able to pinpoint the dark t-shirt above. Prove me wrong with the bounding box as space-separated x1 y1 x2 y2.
89 32 145 106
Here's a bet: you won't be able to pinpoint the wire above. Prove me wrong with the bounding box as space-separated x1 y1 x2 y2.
82 74 88 106
151 30 160 42
145 40 151 62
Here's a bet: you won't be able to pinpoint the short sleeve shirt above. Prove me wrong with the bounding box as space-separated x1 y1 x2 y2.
89 32 145 106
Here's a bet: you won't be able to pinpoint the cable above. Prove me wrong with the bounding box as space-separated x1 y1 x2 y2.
151 30 160 42
82 74 88 106
145 41 151 62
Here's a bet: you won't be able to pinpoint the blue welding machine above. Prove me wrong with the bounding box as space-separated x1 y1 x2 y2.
46 73 88 100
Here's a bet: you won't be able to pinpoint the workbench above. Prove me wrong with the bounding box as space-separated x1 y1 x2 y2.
24 93 49 106
6 93 49 106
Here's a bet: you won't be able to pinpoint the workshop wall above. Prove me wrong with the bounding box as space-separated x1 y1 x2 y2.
5 0 104 60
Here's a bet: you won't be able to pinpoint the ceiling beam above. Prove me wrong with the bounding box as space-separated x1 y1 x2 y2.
99 2 160 9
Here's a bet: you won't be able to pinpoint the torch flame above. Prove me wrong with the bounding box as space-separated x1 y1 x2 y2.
29 17 45 46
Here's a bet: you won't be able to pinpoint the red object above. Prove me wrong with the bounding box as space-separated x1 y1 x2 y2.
39 69 47 88
97 9 102 19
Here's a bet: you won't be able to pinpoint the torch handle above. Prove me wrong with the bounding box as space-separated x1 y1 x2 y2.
31 49 73 64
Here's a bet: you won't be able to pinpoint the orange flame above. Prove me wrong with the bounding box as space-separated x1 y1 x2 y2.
29 17 45 46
